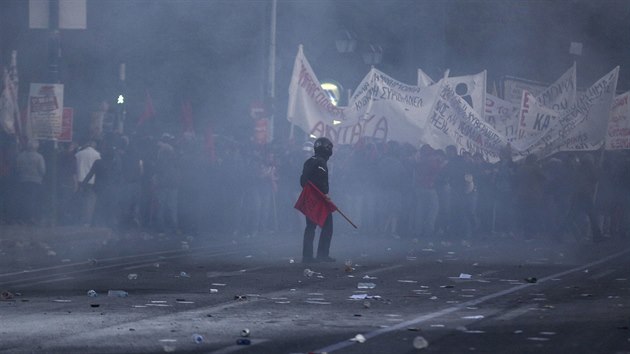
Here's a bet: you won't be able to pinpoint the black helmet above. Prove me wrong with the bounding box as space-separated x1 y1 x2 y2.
313 137 333 158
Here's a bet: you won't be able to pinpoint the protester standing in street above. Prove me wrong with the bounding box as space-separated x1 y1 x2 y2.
16 140 46 224
300 137 335 263
75 140 101 226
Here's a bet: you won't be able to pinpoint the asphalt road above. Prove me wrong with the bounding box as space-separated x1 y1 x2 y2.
0 225 629 354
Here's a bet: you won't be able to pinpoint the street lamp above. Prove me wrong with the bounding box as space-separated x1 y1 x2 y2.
362 44 383 66
335 30 357 54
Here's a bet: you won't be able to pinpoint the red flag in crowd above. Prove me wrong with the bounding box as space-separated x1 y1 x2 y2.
180 100 194 134
137 91 155 127
294 181 337 227
204 123 216 163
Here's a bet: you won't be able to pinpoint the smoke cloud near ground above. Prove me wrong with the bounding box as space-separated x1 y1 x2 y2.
1 0 629 267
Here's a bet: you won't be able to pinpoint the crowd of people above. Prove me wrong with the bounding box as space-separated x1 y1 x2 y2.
0 127 629 244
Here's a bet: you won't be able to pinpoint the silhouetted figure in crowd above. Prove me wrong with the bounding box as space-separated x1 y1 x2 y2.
564 153 603 242
75 140 101 226
154 134 179 233
16 140 46 224
82 146 121 227
515 154 546 239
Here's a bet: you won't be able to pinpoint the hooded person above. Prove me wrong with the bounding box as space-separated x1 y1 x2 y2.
299 137 335 263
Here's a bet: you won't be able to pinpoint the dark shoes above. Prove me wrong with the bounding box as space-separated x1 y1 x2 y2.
302 257 317 264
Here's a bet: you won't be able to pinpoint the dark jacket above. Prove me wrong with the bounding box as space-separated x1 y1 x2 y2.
300 155 329 194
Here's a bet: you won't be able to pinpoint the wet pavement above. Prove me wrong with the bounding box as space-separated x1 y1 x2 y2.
0 225 629 353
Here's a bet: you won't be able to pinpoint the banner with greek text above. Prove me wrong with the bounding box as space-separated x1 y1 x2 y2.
28 83 64 140
605 91 630 150
426 82 508 163
513 66 619 156
484 93 519 142
287 46 439 146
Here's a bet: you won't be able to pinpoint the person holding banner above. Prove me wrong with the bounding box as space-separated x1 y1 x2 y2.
299 137 336 263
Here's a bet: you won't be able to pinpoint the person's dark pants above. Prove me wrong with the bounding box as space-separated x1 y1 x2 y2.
303 214 333 259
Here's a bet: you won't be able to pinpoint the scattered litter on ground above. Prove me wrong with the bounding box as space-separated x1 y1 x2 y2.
178 271 190 278
234 295 247 301
1 291 15 300
527 337 550 341
458 273 472 279
413 335 429 349
350 334 366 343
211 283 226 287
241 329 250 337
539 331 556 335
462 315 484 319
305 300 331 305
398 280 418 283
52 299 71 303
107 290 128 297
358 282 376 289
192 334 203 344
87 290 98 297
127 273 138 280
362 275 377 280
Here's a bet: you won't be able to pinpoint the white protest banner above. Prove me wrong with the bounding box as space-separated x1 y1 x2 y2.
28 83 64 140
516 90 560 145
536 63 576 111
514 66 619 157
0 51 20 135
287 45 351 139
484 93 520 142
503 75 547 106
605 91 630 150
515 65 577 145
288 45 440 146
417 68 435 88
426 81 508 163
347 68 439 145
445 71 486 118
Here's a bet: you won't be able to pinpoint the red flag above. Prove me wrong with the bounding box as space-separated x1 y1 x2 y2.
180 100 194 134
137 91 155 127
204 123 216 163
294 181 337 227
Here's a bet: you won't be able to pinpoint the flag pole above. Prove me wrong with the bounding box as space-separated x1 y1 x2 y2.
335 207 358 229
